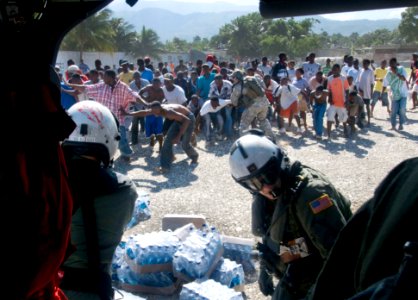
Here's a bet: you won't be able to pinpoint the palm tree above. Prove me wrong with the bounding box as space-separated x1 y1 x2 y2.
60 9 116 61
110 17 137 53
130 26 163 60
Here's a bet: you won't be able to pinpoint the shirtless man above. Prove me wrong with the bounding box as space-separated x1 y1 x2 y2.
138 78 165 151
125 101 198 173
309 86 329 139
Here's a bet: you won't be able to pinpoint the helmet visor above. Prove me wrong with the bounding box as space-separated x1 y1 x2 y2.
236 157 281 192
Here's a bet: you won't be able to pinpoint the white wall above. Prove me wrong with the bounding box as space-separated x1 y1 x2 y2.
55 51 136 72
55 50 193 72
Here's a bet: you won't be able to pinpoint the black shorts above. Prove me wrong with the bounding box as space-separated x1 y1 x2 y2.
363 99 371 105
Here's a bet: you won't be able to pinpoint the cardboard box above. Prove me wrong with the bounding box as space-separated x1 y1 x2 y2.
162 214 206 231
118 279 181 296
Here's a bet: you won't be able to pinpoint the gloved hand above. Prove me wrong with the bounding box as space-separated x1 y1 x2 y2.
258 261 275 296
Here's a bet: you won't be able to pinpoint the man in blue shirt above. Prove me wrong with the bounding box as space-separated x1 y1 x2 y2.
137 58 154 82
60 73 83 110
196 64 215 101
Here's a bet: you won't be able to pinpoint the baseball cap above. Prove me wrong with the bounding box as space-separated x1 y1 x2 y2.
163 73 174 81
67 65 80 74
231 70 244 81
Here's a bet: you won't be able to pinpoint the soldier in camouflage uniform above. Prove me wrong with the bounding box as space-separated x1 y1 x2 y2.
229 132 352 299
230 70 275 142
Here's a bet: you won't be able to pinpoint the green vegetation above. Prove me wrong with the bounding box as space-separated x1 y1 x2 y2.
60 7 418 61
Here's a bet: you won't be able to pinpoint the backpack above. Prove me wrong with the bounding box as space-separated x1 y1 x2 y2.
243 76 265 98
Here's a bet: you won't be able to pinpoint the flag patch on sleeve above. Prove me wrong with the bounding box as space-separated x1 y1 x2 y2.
309 194 334 214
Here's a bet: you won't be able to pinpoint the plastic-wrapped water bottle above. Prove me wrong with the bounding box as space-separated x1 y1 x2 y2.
134 272 176 287
222 236 257 283
125 231 181 266
117 263 137 285
125 190 151 229
111 241 126 282
179 279 244 300
173 227 223 280
211 258 245 288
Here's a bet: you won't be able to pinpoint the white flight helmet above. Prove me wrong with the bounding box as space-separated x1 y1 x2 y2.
229 132 288 193
63 100 120 167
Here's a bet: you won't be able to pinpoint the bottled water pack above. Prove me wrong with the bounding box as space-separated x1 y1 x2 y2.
173 224 223 280
116 261 176 287
179 279 244 300
222 236 258 283
111 241 127 282
210 258 245 289
125 231 181 267
126 190 151 229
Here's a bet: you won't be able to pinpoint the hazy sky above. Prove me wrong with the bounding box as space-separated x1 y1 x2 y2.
111 0 406 20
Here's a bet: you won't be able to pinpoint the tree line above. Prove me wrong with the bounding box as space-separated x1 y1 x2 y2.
61 7 418 61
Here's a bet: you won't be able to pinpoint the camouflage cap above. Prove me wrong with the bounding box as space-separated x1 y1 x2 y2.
163 73 174 81
231 70 244 81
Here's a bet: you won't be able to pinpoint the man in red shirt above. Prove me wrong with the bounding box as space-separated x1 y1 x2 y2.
326 64 349 139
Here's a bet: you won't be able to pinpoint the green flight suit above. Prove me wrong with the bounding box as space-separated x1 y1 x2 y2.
310 157 418 300
252 160 352 299
61 158 137 300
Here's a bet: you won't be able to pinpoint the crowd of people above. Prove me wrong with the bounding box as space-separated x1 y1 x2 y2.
59 52 417 153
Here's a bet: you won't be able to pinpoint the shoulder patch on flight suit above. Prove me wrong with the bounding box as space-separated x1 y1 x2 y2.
309 194 334 214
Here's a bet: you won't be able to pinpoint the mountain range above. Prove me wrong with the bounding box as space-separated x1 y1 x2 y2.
107 1 401 42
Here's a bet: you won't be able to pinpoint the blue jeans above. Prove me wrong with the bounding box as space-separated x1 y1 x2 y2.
391 97 406 127
160 114 198 169
313 103 327 136
223 106 233 138
204 112 223 141
119 125 133 156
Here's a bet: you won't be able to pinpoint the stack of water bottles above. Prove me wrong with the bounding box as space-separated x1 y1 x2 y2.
172 224 223 281
125 190 151 229
210 258 245 290
222 235 258 283
179 279 244 300
125 231 180 268
112 231 182 295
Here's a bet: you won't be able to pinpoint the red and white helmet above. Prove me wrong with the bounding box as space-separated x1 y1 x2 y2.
63 100 120 167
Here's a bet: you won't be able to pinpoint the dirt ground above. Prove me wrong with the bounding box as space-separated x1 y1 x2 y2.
113 103 418 300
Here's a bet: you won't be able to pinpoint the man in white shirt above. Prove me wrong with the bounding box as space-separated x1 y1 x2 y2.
341 55 353 77
162 73 187 105
357 59 374 125
302 53 321 81
200 97 231 116
200 96 231 144
208 74 233 139
162 73 188 134
347 59 362 85
274 77 302 133
382 57 408 131
258 56 272 76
